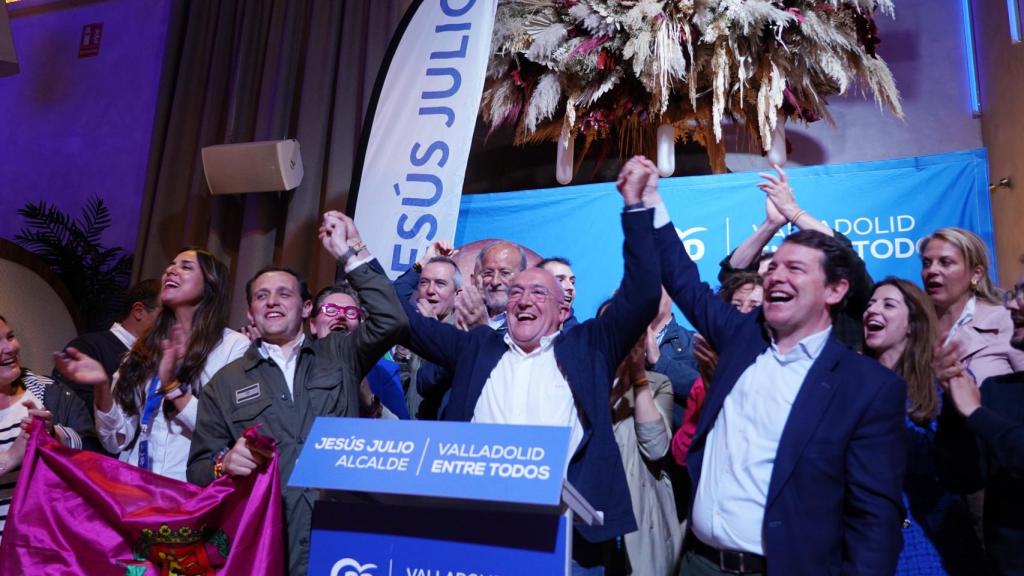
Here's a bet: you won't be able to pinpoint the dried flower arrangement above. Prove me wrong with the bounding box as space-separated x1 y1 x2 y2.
480 0 903 178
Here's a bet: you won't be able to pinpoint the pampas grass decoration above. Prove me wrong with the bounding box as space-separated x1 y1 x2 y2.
482 0 903 174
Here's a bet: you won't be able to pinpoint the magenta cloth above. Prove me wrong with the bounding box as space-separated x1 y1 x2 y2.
671 376 707 466
0 420 284 576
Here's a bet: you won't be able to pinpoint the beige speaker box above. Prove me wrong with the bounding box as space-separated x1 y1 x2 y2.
201 139 304 194
0 3 19 77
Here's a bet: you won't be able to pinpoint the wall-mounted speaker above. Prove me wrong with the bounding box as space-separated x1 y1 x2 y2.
201 139 304 195
0 3 19 77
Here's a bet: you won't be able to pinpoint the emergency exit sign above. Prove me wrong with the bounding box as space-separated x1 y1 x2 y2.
79 22 102 58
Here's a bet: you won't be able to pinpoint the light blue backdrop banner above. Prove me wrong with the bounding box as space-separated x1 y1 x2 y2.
455 148 994 322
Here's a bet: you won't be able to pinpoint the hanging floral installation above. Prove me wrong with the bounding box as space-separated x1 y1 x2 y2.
480 0 903 179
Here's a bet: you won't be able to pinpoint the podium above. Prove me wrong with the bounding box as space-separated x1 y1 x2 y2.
289 418 603 576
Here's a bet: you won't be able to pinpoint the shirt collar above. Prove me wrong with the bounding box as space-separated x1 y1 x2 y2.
502 331 559 357
655 315 674 346
488 311 507 329
258 332 306 360
770 326 832 363
109 322 136 349
955 296 977 328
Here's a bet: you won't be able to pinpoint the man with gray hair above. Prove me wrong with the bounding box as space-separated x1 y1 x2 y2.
474 241 528 332
393 242 465 419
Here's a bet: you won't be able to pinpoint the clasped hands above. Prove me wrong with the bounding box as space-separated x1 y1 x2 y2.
616 156 662 207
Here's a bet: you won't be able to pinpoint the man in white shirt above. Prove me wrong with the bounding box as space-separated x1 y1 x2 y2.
401 156 663 572
640 155 906 575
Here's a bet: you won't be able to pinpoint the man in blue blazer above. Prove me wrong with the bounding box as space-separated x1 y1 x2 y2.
638 159 906 575
400 157 662 570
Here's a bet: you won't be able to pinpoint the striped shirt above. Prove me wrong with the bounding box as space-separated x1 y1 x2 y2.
0 371 80 543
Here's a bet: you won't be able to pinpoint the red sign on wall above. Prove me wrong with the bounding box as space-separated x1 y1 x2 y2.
79 23 103 58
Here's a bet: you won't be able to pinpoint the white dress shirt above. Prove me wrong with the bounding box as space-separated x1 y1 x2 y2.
109 322 137 349
95 328 250 481
488 311 508 331
691 327 832 554
472 332 584 463
258 332 306 398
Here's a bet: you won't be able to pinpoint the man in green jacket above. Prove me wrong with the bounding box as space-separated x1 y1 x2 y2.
186 211 408 576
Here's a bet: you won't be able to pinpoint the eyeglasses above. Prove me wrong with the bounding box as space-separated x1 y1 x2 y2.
507 286 552 303
1001 285 1024 306
480 269 515 282
318 303 362 319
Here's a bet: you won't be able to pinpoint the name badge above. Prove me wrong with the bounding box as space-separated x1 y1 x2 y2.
235 382 261 405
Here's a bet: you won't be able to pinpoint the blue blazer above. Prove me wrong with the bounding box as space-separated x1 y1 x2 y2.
401 210 661 542
654 223 907 575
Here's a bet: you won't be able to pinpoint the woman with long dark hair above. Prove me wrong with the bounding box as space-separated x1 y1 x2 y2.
863 278 985 575
56 248 249 480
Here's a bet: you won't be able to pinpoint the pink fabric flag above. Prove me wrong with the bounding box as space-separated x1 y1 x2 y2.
0 421 284 576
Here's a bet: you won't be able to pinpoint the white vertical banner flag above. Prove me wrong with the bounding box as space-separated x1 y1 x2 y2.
352 0 497 279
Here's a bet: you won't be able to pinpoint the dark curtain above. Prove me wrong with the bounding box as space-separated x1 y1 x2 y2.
133 0 409 326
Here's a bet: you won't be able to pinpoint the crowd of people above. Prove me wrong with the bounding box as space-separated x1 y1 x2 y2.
1 156 1023 576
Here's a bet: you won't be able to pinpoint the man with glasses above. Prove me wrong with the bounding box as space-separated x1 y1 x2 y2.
940 270 1024 574
187 211 407 576
473 241 528 331
399 156 661 572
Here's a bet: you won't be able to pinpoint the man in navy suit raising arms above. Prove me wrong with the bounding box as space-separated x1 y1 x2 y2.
400 156 662 572
635 157 906 575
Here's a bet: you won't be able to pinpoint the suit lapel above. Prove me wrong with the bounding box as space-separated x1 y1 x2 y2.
956 324 988 361
765 338 843 508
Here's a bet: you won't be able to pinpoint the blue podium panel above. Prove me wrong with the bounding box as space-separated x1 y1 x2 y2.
308 501 568 576
289 418 571 509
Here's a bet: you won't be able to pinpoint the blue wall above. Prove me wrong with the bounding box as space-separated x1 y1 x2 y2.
0 0 172 251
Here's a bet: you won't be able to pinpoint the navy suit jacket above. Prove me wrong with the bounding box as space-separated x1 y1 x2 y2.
401 210 661 542
939 371 1024 575
654 223 906 575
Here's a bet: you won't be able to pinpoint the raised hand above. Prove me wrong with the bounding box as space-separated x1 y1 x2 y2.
764 195 786 228
635 156 663 207
53 347 109 388
757 164 799 223
455 283 488 330
319 211 351 260
158 323 188 388
424 240 458 261
616 155 659 206
339 212 365 249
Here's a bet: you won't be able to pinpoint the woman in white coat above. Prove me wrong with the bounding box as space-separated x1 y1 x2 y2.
56 248 249 481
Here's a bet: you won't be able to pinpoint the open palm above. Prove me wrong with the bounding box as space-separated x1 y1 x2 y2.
53 348 108 387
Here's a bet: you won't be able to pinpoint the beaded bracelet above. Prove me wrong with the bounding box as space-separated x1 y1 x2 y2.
213 447 230 479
